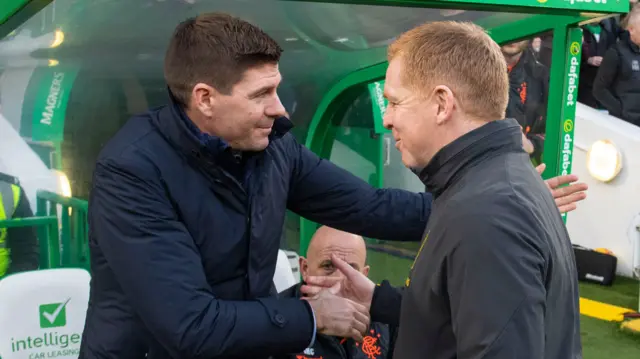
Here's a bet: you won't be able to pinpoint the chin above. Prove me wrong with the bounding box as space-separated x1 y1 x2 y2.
250 138 270 151
400 153 415 169
402 154 426 171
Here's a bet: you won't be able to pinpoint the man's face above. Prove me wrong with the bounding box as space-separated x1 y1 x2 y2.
382 57 438 170
500 40 529 57
191 63 286 151
531 38 541 52
300 231 369 281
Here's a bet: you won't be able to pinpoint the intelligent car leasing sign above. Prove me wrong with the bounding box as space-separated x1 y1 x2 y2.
9 299 81 358
0 269 90 359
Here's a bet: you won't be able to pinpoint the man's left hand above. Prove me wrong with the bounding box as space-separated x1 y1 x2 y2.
536 163 588 214
522 133 535 154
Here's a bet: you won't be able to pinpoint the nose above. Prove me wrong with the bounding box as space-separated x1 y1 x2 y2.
266 93 287 119
382 110 393 130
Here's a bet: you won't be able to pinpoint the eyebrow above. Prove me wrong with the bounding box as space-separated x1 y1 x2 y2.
248 85 274 97
319 259 360 270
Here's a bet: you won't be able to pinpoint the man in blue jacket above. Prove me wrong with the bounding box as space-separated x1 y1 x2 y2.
80 12 588 359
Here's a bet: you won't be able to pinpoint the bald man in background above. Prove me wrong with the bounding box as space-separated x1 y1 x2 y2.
278 226 395 359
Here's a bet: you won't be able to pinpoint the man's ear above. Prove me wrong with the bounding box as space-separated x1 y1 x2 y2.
433 85 455 126
299 256 308 279
362 265 370 277
191 83 219 117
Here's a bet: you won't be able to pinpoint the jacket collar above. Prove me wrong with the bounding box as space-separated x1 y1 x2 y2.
418 118 523 198
153 88 293 163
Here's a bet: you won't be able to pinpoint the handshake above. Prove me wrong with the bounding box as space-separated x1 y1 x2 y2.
301 254 376 342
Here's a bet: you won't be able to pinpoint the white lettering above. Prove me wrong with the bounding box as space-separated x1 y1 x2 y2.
375 82 386 115
561 134 573 175
566 57 579 107
40 72 65 125
565 0 607 4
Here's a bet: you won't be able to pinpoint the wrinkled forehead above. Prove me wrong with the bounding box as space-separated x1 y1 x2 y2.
308 239 366 266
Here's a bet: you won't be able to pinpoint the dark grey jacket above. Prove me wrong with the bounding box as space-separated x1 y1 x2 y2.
390 119 582 359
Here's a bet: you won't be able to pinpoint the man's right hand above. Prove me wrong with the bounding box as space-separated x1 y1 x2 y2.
588 56 603 67
302 254 376 312
304 281 370 341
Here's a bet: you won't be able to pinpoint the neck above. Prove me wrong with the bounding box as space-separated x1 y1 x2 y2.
417 117 486 170
185 108 211 135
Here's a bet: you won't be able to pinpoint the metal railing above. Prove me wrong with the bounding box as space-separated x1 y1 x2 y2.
36 190 90 271
0 216 59 276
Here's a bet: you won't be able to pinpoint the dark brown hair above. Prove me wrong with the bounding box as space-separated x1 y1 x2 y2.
164 12 283 107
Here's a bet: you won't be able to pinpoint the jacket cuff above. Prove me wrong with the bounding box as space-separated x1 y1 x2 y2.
306 301 317 348
256 297 315 353
370 280 402 327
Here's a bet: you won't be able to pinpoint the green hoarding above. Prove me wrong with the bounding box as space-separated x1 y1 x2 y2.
298 0 629 14
367 80 390 134
0 0 31 25
557 28 583 223
30 67 78 143
437 0 628 12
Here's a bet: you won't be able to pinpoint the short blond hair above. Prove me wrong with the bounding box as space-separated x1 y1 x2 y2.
388 21 509 121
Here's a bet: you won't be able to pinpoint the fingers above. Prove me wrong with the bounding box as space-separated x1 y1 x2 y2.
304 275 341 288
300 284 324 297
329 279 342 295
551 182 589 199
349 300 370 342
535 163 546 175
331 254 361 280
350 328 364 342
300 277 342 297
545 174 580 190
555 192 587 214
558 203 578 214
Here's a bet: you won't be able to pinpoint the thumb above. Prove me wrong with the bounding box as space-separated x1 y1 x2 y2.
329 279 342 295
331 254 360 280
535 163 546 176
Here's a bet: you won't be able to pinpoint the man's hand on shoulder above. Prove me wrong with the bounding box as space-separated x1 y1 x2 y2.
535 163 588 214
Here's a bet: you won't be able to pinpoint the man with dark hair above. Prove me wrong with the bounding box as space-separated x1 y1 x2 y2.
81 13 587 359
502 39 549 164
593 5 640 126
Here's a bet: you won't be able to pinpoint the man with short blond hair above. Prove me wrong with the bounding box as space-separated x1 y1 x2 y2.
304 21 582 359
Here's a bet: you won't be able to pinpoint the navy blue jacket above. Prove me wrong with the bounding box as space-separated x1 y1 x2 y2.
79 98 430 359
